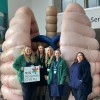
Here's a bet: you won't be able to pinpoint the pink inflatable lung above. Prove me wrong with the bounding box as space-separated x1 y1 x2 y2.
5 7 39 40
0 61 16 75
1 85 22 100
60 3 100 100
0 7 39 100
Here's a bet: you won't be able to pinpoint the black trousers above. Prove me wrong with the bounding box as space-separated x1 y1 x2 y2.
21 82 37 100
72 88 88 100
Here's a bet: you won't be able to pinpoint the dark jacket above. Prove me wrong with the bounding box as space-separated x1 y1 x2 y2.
69 60 92 95
48 57 68 85
35 55 47 86
46 56 54 75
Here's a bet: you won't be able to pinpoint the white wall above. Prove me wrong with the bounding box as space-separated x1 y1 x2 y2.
31 0 52 35
8 0 52 35
8 0 32 20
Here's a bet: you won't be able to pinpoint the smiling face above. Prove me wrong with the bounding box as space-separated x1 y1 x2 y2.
47 47 53 57
38 45 44 54
24 47 32 55
55 50 61 59
76 53 84 63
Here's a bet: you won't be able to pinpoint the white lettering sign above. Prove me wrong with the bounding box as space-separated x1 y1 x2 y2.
24 66 40 83
85 7 100 29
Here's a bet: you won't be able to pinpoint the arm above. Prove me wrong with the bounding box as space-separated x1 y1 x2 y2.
60 60 68 84
47 61 54 84
13 55 22 71
34 55 39 66
79 61 92 83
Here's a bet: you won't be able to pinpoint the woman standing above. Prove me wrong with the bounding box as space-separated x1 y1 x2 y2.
45 46 54 100
13 46 38 100
36 45 47 100
69 52 92 100
48 49 68 100
45 46 54 76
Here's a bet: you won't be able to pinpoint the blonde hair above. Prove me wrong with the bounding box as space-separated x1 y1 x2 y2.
45 46 54 66
55 49 61 54
22 46 35 63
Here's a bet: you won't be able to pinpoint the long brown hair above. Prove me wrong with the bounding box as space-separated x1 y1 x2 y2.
22 46 35 63
74 52 87 62
36 44 45 58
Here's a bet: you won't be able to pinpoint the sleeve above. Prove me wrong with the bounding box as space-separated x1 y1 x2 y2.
79 61 92 83
13 55 22 71
60 60 68 84
47 61 54 84
34 56 39 66
43 66 47 75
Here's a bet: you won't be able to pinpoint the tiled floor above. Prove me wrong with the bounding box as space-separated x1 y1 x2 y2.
0 92 100 100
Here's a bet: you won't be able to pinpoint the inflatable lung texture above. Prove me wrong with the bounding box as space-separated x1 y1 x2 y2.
0 7 39 100
60 3 100 100
46 6 58 38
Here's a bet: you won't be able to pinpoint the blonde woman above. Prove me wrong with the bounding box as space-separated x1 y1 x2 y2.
48 49 68 100
45 46 54 76
45 46 54 100
13 46 38 100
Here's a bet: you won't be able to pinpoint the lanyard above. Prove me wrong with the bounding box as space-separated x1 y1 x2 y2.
53 61 59 74
54 61 59 69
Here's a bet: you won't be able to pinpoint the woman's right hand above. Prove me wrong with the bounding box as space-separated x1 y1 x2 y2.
21 67 24 71
44 75 48 80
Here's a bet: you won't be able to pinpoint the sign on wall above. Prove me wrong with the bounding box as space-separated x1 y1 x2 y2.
0 12 6 40
24 65 40 83
57 7 100 32
85 7 100 29
0 0 8 41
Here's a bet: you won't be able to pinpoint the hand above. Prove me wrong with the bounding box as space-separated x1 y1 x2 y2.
39 65 43 68
21 67 24 71
79 80 82 82
39 65 42 68
44 75 48 80
47 68 50 72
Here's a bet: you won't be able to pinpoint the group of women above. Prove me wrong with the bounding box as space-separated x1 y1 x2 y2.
13 45 92 100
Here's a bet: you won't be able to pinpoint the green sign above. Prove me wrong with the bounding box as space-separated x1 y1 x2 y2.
0 0 8 41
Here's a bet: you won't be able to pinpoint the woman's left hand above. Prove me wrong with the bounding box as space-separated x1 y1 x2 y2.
44 75 48 80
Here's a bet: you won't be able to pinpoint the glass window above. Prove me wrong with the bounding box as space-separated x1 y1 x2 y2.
54 0 62 12
88 0 98 7
75 0 85 8
54 0 100 13
62 0 72 11
98 0 100 6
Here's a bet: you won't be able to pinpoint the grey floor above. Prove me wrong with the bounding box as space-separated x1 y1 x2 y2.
0 90 100 100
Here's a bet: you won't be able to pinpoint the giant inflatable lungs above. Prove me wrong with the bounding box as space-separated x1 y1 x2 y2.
0 7 39 100
60 3 100 100
46 6 58 38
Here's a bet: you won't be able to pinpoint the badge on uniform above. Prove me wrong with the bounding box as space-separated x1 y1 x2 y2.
53 69 57 74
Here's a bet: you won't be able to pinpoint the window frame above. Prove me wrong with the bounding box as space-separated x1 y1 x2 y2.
52 0 100 13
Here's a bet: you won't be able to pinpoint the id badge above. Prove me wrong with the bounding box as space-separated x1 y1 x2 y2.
47 68 50 72
54 70 57 74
